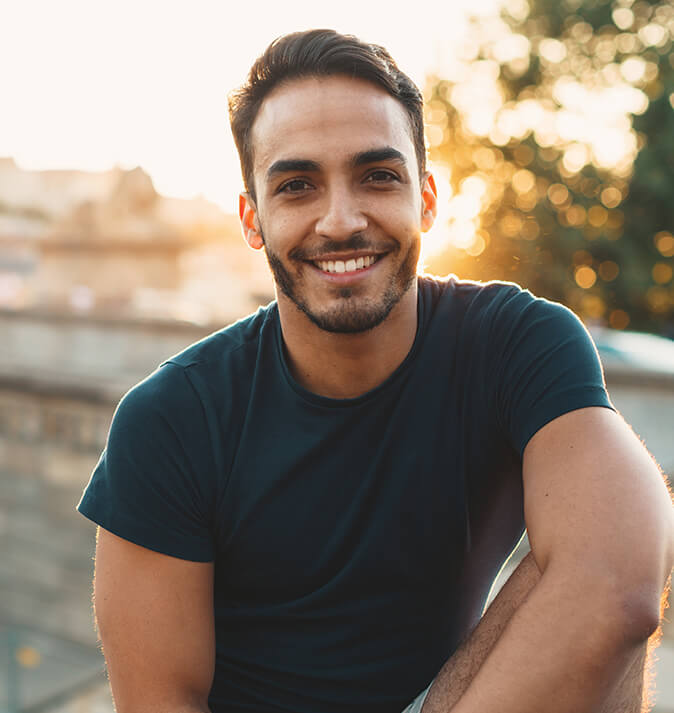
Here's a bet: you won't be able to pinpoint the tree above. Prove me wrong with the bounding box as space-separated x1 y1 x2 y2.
424 0 674 334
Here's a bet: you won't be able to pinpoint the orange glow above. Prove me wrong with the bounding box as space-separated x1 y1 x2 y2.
581 294 605 319
521 218 540 240
652 263 673 284
473 147 498 171
500 212 524 237
599 261 620 282
466 233 487 256
655 232 674 257
562 143 590 173
639 23 668 48
419 8 669 300
427 125 445 147
16 645 41 668
600 186 622 208
621 57 647 83
566 205 587 226
573 250 593 265
646 286 670 313
587 205 608 228
575 265 597 289
548 183 570 206
606 210 625 230
612 8 634 31
539 38 566 63
609 309 630 329
512 169 536 194
515 193 538 211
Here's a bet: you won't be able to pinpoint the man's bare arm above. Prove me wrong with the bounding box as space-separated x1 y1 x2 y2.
422 551 541 712
94 527 215 713
445 407 673 713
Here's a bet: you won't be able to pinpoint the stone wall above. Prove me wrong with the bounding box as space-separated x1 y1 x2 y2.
0 312 214 712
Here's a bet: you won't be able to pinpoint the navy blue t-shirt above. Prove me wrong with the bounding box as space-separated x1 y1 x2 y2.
78 276 613 713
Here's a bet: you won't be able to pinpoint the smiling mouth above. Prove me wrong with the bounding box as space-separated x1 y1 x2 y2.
312 254 381 274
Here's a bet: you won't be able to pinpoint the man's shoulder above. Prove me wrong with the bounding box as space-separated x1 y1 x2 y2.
163 301 277 371
119 302 278 416
420 273 527 301
419 274 550 323
419 274 587 360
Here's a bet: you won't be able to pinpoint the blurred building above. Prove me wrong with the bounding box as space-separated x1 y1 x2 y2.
0 158 274 321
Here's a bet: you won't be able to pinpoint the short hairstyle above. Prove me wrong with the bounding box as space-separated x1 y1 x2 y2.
228 29 427 201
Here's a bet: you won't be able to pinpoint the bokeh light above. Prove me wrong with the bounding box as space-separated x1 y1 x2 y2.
423 0 674 331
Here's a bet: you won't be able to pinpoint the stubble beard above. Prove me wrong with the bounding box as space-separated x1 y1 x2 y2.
261 230 419 334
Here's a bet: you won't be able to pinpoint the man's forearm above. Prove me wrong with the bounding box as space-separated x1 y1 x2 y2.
446 562 657 713
422 551 541 712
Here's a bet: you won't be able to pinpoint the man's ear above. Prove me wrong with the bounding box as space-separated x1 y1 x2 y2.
239 192 264 250
420 172 438 233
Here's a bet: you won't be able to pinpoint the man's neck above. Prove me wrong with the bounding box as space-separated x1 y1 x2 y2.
277 286 419 400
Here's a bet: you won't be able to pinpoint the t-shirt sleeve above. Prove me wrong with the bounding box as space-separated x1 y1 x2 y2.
490 287 614 457
77 362 216 561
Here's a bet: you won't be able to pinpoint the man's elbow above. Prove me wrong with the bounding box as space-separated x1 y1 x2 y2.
569 574 667 656
615 525 673 644
617 586 666 643
621 478 674 641
560 531 673 648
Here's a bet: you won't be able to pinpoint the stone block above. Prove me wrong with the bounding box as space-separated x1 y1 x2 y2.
0 435 43 479
42 445 99 488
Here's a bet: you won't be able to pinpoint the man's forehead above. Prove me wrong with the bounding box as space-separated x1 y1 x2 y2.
250 75 415 173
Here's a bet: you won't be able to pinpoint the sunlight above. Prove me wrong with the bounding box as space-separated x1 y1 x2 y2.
419 165 454 266
1 0 504 209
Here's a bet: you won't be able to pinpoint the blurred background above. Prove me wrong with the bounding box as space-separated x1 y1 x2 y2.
0 0 672 710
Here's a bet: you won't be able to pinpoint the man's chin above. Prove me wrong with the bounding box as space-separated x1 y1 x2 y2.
296 296 400 334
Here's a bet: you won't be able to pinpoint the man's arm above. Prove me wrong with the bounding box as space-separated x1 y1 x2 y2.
446 407 673 713
93 527 215 713
421 551 541 712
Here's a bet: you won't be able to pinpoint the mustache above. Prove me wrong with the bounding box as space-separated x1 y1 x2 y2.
288 234 391 261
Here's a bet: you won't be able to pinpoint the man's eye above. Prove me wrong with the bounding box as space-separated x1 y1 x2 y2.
365 171 398 184
279 179 312 194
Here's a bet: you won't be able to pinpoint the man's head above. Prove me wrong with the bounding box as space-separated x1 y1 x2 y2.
228 29 427 203
229 31 436 334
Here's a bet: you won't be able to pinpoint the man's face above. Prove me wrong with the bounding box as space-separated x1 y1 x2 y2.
240 75 436 334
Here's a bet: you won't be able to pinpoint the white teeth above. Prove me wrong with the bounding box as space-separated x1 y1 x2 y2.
315 255 379 273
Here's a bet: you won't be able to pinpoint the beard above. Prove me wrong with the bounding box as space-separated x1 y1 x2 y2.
261 230 419 334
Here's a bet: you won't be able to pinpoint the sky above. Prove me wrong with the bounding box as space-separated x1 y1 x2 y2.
0 0 502 213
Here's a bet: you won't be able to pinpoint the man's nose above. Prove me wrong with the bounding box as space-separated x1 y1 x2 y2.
314 185 368 240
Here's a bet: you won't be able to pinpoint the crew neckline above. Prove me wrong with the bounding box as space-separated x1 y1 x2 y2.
274 278 428 408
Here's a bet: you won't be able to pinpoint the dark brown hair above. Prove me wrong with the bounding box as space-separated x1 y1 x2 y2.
228 29 426 201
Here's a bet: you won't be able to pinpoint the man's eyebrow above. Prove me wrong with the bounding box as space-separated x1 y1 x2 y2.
265 148 407 183
266 159 321 181
353 147 407 167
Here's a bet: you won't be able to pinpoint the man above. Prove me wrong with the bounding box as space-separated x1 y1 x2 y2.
78 30 673 713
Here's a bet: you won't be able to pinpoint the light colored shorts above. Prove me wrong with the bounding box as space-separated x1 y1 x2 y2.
401 681 433 713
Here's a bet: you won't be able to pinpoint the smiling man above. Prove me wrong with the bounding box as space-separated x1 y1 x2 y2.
78 30 673 713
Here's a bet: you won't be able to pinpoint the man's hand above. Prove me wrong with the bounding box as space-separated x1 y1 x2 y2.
447 407 673 713
93 528 215 713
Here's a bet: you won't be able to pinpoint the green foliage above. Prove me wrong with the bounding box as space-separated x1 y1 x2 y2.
424 0 674 334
